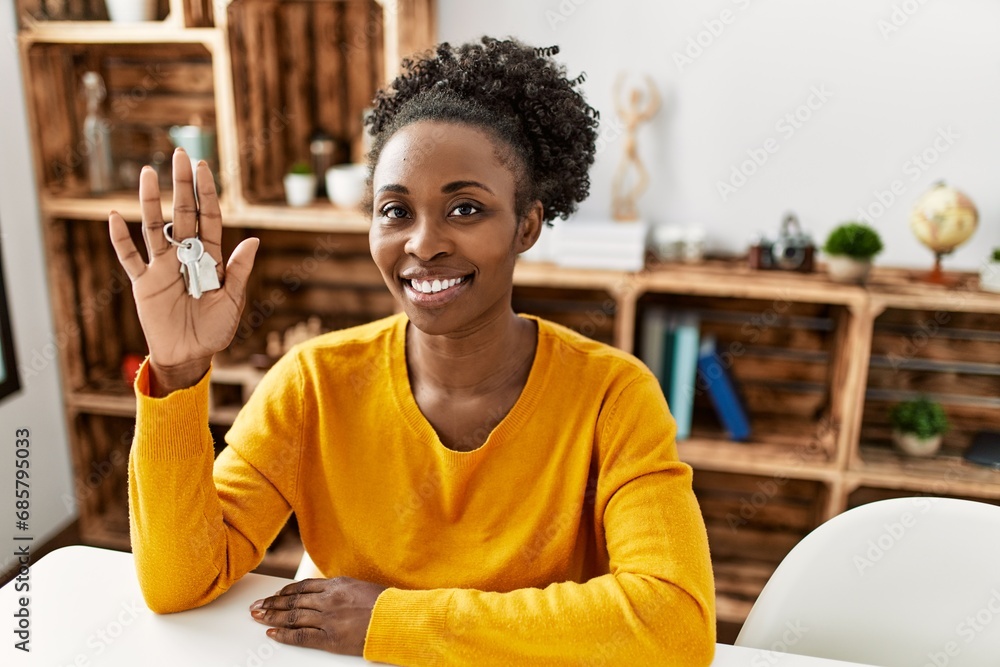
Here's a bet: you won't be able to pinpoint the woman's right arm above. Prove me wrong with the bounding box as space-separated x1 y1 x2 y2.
111 148 289 612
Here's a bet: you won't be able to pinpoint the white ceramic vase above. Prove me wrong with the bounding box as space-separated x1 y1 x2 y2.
826 255 872 283
892 430 942 457
979 261 1000 293
283 173 317 207
106 0 158 22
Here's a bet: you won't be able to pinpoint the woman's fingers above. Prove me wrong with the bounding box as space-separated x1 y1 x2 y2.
108 211 146 281
222 237 260 299
138 166 169 260
195 160 223 267
171 148 198 242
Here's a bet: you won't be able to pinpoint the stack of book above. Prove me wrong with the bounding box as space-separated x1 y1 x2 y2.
640 307 752 442
551 219 649 272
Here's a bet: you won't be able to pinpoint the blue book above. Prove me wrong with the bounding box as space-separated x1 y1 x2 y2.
696 335 752 441
669 313 700 440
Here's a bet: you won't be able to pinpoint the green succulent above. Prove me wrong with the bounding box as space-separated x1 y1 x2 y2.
992 248 1000 262
288 161 313 175
823 222 884 260
890 397 949 439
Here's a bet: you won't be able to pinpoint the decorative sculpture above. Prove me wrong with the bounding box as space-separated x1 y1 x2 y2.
612 73 660 222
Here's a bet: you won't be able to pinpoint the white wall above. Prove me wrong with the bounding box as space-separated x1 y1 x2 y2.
438 0 1000 270
0 2 76 570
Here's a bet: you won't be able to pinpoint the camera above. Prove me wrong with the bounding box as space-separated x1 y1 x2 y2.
748 213 815 272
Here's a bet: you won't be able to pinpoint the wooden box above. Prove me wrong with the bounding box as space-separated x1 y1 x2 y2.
694 469 830 624
24 41 216 198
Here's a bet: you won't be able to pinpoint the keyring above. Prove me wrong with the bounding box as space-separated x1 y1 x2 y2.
163 222 192 249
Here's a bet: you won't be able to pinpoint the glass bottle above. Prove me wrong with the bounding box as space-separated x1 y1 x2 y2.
81 71 114 194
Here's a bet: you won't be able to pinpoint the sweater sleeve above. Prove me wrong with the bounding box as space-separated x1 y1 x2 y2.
362 372 716 666
128 354 301 613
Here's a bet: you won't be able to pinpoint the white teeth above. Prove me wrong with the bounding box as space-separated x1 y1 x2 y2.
408 276 465 294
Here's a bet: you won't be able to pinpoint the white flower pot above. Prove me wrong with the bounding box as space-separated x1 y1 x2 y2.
892 430 942 457
980 261 1000 293
826 255 872 283
106 0 158 22
325 164 368 209
283 173 317 207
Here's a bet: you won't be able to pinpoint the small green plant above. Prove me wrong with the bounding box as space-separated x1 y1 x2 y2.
823 222 884 260
890 397 949 439
991 247 1000 262
288 160 313 175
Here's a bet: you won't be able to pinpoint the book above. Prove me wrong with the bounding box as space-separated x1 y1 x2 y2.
696 335 752 441
669 312 701 441
639 307 675 399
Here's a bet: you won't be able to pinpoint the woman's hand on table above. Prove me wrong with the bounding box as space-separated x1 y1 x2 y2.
249 577 388 656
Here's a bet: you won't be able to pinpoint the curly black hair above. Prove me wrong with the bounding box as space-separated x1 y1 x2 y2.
364 36 599 224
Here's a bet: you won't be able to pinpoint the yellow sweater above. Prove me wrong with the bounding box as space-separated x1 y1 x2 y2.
129 313 716 665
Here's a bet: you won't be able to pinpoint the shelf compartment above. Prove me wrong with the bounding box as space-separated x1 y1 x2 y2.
227 0 386 204
513 286 616 347
17 0 215 29
859 307 1000 467
24 41 217 198
635 293 847 464
68 413 136 548
850 447 1000 500
693 469 830 624
43 218 254 392
236 229 394 356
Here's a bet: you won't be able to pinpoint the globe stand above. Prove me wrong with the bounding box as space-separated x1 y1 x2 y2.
924 251 956 286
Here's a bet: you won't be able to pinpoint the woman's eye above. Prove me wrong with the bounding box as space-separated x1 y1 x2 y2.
381 206 408 219
450 203 479 216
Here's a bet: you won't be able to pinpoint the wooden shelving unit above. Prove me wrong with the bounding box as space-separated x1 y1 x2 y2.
15 0 437 576
15 0 1000 633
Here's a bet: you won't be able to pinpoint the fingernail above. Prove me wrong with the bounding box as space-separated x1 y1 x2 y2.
251 609 264 619
176 146 186 153
250 600 263 610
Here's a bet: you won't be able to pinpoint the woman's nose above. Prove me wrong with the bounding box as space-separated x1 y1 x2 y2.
404 216 452 261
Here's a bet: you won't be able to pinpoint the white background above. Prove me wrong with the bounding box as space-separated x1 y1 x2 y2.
439 0 1000 270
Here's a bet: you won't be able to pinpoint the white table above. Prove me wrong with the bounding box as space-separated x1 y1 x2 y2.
0 546 875 666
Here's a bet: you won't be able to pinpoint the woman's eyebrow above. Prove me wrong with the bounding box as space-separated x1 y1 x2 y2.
442 180 494 195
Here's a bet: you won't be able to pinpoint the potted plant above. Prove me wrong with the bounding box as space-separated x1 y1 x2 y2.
980 248 1000 293
890 396 949 457
822 222 884 283
283 161 317 207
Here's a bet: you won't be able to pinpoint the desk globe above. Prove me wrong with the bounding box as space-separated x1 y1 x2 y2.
910 181 978 284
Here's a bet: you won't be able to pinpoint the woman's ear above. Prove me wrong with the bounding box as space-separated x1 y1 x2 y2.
515 200 545 253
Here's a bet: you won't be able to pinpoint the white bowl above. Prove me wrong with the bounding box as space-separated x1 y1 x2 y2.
325 164 368 209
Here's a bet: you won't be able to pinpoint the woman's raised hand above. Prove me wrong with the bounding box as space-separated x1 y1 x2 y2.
109 148 259 396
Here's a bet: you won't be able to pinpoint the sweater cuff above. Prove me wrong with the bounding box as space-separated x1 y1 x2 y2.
364 587 453 665
133 356 213 461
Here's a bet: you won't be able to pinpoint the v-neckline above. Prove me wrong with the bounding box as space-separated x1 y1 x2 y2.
390 313 548 463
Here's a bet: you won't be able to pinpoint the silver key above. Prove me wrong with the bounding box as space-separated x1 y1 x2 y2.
196 251 221 293
177 238 205 299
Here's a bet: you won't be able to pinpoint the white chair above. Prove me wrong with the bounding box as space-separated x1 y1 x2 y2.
294 550 323 580
735 496 1000 666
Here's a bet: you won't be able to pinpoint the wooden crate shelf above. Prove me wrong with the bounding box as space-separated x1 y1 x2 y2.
16 0 214 30
694 469 830 624
22 40 218 198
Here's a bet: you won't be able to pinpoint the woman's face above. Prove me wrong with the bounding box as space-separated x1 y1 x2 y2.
369 120 541 336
